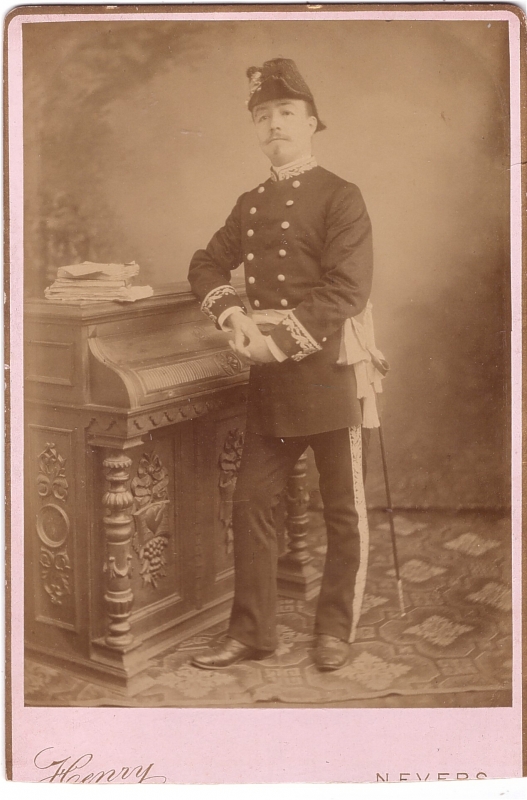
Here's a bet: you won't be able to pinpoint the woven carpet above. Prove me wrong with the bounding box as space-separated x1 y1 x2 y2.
25 510 512 707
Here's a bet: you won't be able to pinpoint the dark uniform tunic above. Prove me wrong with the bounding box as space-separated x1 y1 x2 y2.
188 162 373 651
188 165 373 436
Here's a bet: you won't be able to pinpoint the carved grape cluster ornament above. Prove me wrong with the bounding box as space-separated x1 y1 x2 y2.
131 452 170 588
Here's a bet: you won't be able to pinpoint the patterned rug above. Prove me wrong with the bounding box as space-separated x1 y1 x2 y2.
25 510 512 707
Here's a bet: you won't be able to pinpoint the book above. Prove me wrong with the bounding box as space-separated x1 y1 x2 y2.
45 260 153 304
56 261 140 280
49 278 133 288
44 285 153 303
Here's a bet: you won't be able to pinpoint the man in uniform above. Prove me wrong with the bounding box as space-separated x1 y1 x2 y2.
188 58 377 671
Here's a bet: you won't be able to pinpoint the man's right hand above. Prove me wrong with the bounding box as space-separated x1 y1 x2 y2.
225 311 275 364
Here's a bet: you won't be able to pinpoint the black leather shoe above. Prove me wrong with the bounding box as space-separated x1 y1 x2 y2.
191 637 269 670
314 634 350 671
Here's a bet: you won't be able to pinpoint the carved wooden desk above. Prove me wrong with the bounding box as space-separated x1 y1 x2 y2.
24 283 319 693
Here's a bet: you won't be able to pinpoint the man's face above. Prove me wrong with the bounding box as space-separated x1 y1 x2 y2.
252 98 317 167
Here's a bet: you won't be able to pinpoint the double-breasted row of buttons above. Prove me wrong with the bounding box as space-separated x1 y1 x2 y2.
245 179 303 309
251 298 289 308
251 179 300 195
247 244 287 256
247 250 287 259
248 274 285 284
251 297 289 307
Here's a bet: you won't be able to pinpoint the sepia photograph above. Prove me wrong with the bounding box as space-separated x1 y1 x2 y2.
7 2 523 784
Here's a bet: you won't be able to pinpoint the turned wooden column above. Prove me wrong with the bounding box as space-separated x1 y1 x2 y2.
277 452 321 600
102 451 135 649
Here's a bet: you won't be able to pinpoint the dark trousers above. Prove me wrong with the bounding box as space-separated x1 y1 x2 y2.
228 426 370 652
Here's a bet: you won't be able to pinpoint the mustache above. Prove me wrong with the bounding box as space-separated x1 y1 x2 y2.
267 134 291 144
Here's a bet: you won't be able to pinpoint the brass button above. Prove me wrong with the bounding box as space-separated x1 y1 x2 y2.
281 221 290 229
250 207 257 214
279 249 287 257
286 200 294 206
247 253 254 261
248 276 256 284
280 299 288 307
247 229 254 237
322 337 327 342
253 299 260 308
292 180 300 188
258 186 265 193
277 274 285 282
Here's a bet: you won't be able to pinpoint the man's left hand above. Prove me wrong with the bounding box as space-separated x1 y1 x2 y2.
245 335 277 363
228 325 276 364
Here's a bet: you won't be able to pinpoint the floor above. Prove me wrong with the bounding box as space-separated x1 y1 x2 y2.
25 509 512 709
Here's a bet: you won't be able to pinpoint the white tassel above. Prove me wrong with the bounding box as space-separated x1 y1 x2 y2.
337 304 386 429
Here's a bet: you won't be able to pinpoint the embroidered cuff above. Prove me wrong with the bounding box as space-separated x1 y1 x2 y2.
201 285 246 328
269 311 322 362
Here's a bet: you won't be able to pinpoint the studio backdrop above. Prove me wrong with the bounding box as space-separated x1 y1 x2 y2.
23 19 511 510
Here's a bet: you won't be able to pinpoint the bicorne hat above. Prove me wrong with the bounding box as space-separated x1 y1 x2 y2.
247 58 326 132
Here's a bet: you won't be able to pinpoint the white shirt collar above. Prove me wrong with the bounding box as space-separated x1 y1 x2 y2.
270 155 318 182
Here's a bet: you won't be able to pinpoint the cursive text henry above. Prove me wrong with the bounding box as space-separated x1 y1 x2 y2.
34 747 167 783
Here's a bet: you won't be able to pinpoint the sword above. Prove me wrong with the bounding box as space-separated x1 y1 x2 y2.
377 420 406 617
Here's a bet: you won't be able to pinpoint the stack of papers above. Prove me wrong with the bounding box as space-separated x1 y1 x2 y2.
44 261 153 303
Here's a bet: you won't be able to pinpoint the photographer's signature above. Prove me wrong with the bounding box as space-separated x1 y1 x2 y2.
34 747 167 783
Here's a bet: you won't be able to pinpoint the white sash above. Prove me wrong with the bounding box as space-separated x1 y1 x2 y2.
336 301 387 428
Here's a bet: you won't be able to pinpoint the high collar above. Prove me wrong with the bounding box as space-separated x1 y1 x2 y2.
270 155 317 182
